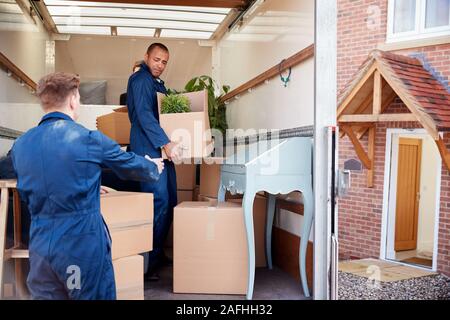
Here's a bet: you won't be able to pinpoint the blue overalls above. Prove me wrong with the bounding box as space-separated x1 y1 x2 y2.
11 112 160 300
127 63 177 273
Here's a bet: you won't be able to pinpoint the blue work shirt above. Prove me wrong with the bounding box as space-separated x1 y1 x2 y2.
127 62 170 158
11 111 160 299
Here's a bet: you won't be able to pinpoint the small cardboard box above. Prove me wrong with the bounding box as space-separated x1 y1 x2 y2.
96 112 131 145
157 90 213 159
199 158 223 198
100 192 153 260
174 201 248 295
113 255 144 300
175 164 197 190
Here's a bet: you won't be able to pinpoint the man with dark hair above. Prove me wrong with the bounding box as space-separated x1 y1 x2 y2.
11 72 164 299
127 43 180 280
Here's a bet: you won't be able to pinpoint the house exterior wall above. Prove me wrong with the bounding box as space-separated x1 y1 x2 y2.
337 0 450 276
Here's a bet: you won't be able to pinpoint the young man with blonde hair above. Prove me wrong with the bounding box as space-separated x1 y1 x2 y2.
11 72 164 300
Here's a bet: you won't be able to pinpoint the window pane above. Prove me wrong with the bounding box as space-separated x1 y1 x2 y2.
426 0 450 28
393 0 417 33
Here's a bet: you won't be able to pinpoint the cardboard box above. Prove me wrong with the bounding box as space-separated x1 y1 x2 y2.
199 158 223 198
100 192 153 260
175 164 197 190
197 195 267 268
113 255 144 300
174 201 248 294
177 190 194 204
96 112 131 145
157 90 213 159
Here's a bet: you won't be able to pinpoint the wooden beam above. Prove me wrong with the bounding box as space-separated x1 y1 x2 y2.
70 0 247 8
339 113 417 123
0 187 9 298
221 44 314 102
0 52 37 91
0 180 17 188
357 88 397 139
340 126 372 169
435 136 450 172
367 126 375 188
373 70 382 115
337 63 377 117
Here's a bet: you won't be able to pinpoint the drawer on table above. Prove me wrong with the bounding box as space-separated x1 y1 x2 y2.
221 164 246 175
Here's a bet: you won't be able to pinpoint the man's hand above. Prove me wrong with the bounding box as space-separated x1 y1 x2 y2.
163 141 182 163
100 186 116 194
145 155 164 174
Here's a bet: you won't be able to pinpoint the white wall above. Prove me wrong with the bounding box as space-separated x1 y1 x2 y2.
217 0 315 237
397 134 438 258
0 103 118 156
219 0 314 131
0 11 50 156
55 36 212 105
417 136 438 258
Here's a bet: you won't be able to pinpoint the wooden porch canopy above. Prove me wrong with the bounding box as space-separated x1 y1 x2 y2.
337 50 450 187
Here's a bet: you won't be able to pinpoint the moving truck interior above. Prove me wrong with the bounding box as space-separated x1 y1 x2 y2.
0 0 337 300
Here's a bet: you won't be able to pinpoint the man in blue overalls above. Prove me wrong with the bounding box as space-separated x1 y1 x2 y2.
127 43 180 280
11 72 164 299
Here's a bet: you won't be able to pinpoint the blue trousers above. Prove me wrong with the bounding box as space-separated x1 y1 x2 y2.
140 160 177 272
26 213 116 300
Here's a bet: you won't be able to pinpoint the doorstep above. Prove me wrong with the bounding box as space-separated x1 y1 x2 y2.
338 258 436 282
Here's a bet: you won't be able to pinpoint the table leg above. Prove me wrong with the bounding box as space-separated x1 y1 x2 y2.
265 194 276 269
299 187 313 297
217 184 226 202
243 191 256 300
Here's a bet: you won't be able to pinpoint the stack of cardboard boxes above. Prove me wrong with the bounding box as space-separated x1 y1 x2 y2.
100 191 154 300
96 90 269 297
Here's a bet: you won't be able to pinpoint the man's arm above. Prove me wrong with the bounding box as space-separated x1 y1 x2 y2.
129 77 170 149
91 130 161 182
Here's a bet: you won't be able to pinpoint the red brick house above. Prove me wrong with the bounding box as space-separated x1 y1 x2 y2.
337 0 450 276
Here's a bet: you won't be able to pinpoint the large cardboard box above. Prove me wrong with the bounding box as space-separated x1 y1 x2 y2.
175 164 197 190
199 158 223 198
157 90 213 159
96 111 130 145
174 201 248 294
197 195 267 268
113 255 144 300
100 192 153 260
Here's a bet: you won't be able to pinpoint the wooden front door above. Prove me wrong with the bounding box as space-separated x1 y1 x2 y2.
394 138 422 252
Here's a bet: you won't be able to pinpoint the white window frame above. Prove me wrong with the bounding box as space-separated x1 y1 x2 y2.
387 0 450 43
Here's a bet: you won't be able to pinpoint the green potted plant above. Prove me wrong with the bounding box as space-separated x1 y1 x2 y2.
160 93 191 114
183 75 230 136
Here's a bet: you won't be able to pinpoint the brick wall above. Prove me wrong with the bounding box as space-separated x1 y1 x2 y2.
337 0 450 276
